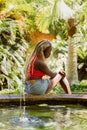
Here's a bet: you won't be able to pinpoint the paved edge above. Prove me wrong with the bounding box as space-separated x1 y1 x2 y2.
0 93 87 105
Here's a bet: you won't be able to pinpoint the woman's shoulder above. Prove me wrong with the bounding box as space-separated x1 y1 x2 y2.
34 58 47 70
35 58 45 65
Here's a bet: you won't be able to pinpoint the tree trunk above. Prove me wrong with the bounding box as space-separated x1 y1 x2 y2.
66 38 78 85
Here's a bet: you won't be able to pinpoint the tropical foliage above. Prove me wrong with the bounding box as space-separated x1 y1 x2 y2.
77 45 87 80
0 0 87 93
0 18 28 93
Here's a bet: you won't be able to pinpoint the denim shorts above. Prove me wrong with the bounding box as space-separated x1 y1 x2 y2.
24 79 49 95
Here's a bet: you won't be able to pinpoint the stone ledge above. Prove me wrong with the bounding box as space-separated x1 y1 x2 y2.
0 93 87 106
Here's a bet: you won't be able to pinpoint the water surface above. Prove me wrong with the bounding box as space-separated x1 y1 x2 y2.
0 104 87 130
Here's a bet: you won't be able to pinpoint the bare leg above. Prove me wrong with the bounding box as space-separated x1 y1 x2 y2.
45 74 72 94
60 77 71 94
45 74 62 94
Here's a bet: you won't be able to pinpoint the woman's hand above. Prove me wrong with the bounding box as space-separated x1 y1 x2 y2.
59 69 66 77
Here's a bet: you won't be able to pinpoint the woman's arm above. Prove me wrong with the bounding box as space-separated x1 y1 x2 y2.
34 59 57 78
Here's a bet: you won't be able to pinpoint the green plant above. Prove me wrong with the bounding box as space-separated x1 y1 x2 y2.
77 46 87 80
0 18 28 93
70 80 87 92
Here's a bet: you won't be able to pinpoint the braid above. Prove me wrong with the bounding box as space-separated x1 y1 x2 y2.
33 39 49 55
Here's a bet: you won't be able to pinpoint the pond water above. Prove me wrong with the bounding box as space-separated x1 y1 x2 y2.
0 104 87 130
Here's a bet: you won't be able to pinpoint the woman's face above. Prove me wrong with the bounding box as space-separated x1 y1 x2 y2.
44 46 52 58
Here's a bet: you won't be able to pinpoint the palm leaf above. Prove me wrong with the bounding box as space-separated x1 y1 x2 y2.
35 6 51 33
35 0 74 34
16 4 35 15
57 0 74 21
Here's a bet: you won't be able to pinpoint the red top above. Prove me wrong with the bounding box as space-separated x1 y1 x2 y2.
28 55 45 78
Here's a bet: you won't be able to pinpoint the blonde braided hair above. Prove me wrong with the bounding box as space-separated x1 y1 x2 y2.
24 39 52 79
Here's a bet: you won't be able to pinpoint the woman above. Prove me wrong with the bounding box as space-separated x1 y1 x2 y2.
24 39 71 95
